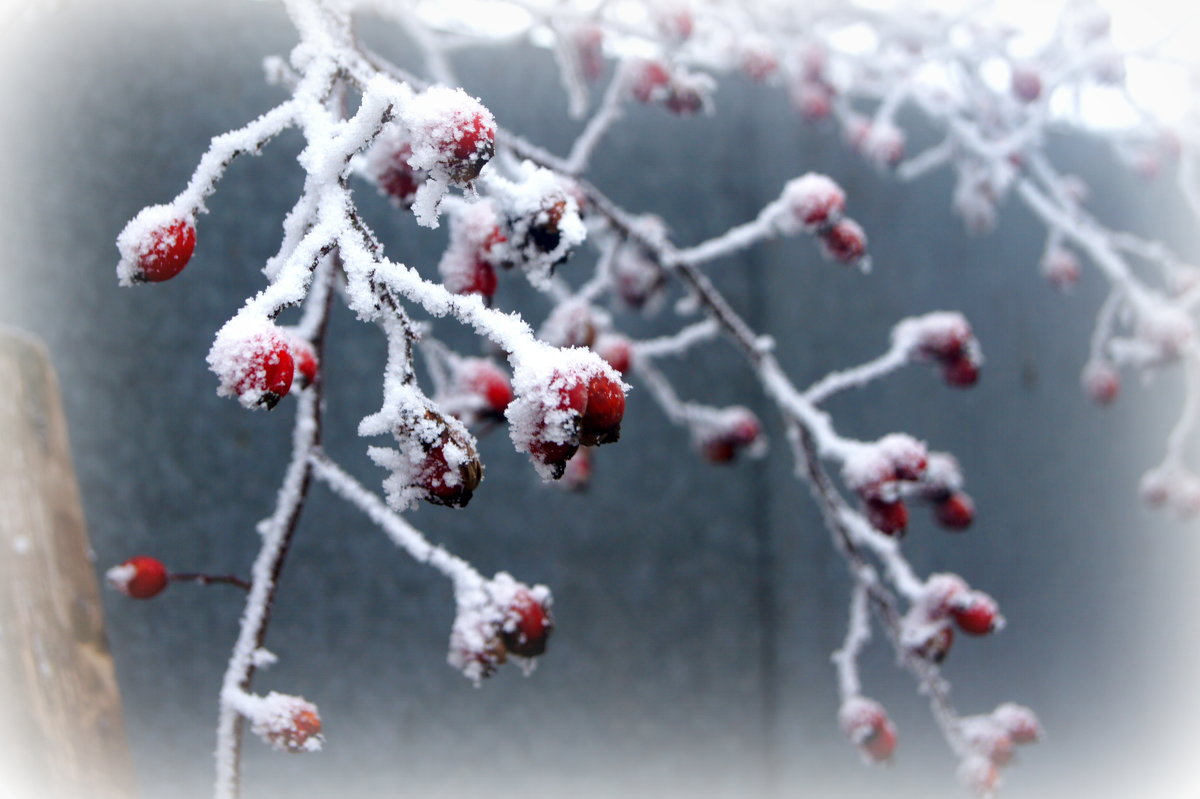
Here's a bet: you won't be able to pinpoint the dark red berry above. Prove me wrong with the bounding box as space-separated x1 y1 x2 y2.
818 219 867 264
934 492 975 530
941 356 980 387
501 588 554 658
866 497 908 536
953 593 1001 635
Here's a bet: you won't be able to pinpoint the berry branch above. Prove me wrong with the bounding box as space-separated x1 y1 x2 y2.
103 0 1195 796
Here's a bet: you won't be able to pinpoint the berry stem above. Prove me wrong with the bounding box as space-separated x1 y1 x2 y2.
169 573 252 592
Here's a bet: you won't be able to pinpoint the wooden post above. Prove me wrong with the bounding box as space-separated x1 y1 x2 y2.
0 328 136 799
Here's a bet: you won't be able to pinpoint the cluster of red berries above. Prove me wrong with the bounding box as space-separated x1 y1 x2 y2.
844 434 928 537
526 366 626 479
780 174 867 267
904 573 1003 667
912 316 982 388
958 703 1042 794
630 60 710 115
449 578 554 683
838 696 897 764
790 46 836 121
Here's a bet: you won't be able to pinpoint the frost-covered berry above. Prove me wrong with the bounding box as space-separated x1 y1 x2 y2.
524 370 590 479
958 755 1001 796
248 692 323 754
698 407 763 463
501 586 554 658
289 336 318 388
942 356 980 387
457 359 513 420
364 129 427 209
1081 361 1120 406
793 80 833 121
594 333 634 375
740 37 779 82
934 491 975 530
116 206 196 285
631 60 672 104
439 201 508 301
1011 67 1043 102
781 173 845 232
952 591 1003 635
992 702 1042 744
866 497 908 537
416 413 484 508
208 316 295 410
106 556 169 599
402 86 496 185
1041 246 1081 290
572 24 605 81
613 242 666 311
818 219 867 265
839 697 897 763
580 372 626 446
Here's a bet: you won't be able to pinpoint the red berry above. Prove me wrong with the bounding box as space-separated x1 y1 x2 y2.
501 588 554 658
942 356 980 388
463 361 513 418
108 555 169 599
818 219 867 264
416 416 483 508
1082 362 1119 406
290 337 318 388
236 341 294 410
866 498 908 536
378 142 425 207
934 492 975 530
528 372 590 478
953 592 1001 635
700 409 762 463
840 698 897 763
785 173 846 230
579 373 625 446
461 258 498 301
270 706 322 753
632 60 672 103
135 218 196 282
594 334 634 375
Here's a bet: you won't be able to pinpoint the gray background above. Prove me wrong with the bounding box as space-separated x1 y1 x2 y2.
1 1 1198 797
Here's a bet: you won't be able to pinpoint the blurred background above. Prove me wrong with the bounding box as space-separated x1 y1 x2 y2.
1 1 1198 797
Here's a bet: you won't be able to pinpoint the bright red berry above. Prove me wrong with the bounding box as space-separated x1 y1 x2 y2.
403 87 496 185
818 219 867 264
953 592 1001 635
866 498 908 536
501 588 554 658
107 556 169 599
934 492 975 530
235 341 295 410
118 208 197 284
